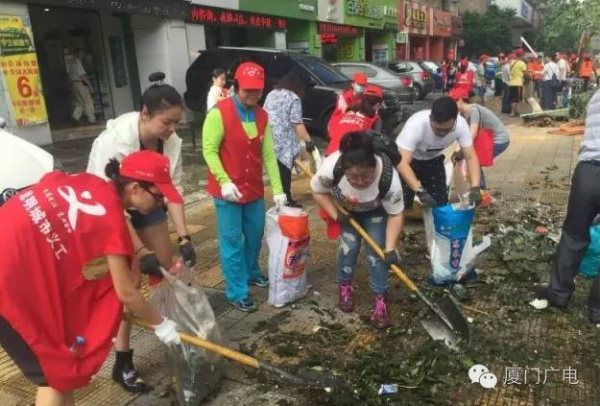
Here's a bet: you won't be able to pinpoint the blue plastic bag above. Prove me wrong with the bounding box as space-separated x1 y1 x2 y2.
424 204 490 286
579 225 600 279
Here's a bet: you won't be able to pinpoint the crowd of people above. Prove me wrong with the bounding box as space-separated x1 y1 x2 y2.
9 46 600 404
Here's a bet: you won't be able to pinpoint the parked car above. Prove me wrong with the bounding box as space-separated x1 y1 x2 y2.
421 61 443 91
386 61 435 99
185 47 406 138
0 117 54 206
331 62 416 104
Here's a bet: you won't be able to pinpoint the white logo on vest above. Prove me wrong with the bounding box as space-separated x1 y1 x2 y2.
57 186 106 230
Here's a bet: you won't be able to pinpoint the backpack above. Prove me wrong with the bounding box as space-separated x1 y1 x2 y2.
331 132 400 200
549 65 562 90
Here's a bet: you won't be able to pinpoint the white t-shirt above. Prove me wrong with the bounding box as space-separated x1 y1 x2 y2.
396 110 473 161
557 58 568 81
68 58 86 82
310 151 404 215
206 86 226 111
542 61 559 81
87 112 184 196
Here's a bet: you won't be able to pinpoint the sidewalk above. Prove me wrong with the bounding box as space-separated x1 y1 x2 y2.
1 109 595 405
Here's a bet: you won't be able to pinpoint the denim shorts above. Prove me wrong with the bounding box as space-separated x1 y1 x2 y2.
128 206 168 230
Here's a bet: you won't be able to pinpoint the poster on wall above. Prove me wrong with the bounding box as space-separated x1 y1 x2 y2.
372 44 389 63
0 15 48 126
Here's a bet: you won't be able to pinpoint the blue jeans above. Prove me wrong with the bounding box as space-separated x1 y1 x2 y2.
214 198 265 302
337 208 388 295
501 83 511 113
481 142 510 189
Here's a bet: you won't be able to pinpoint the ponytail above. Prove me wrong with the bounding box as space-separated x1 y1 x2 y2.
141 72 184 116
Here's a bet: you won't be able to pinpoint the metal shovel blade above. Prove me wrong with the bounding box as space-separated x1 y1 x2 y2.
420 296 471 352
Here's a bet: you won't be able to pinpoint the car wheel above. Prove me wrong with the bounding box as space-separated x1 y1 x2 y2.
414 84 424 100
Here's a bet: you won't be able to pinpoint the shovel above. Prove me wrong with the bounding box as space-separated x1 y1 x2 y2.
127 314 340 389
295 159 470 351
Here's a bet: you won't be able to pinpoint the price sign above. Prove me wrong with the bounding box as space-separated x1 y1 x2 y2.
0 15 47 126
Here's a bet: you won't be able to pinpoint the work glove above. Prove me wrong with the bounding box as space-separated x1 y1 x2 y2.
139 253 162 277
336 211 353 226
451 150 465 164
273 194 287 208
221 183 243 202
178 237 196 267
154 318 181 346
469 186 482 206
305 140 316 153
384 249 401 269
416 188 438 208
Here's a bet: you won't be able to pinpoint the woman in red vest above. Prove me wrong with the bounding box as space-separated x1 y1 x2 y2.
0 150 181 406
202 62 285 312
453 59 474 97
326 84 384 156
327 72 369 131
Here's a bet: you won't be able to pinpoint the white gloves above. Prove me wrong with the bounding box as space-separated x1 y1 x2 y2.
221 183 243 202
154 318 181 346
273 194 287 208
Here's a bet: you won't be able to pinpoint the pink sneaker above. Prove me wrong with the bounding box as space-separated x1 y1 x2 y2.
371 295 390 329
338 283 354 312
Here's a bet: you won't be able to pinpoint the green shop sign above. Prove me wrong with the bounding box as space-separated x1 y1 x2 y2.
345 0 389 29
238 0 317 20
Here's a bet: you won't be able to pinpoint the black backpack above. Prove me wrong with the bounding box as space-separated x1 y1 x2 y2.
331 132 400 200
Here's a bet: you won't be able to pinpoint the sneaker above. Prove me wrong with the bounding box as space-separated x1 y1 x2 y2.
249 275 269 288
477 191 493 209
338 283 354 312
230 296 257 312
371 295 390 329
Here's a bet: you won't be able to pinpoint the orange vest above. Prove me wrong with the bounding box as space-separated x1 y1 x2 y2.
580 60 593 78
528 61 543 80
206 97 268 204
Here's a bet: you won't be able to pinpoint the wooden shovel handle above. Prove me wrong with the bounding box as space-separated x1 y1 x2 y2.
295 159 418 292
126 314 260 369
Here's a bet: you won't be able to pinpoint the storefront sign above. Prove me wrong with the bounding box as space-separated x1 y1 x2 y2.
451 16 463 36
0 15 47 126
347 0 384 19
520 0 533 23
399 1 431 36
190 6 287 31
320 34 338 45
318 22 360 37
395 32 408 44
384 6 398 18
42 0 189 19
298 3 316 12
432 10 452 37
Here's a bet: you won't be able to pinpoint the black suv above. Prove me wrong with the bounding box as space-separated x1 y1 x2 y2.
184 47 406 138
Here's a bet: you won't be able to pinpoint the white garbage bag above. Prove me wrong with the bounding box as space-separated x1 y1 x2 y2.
266 207 310 307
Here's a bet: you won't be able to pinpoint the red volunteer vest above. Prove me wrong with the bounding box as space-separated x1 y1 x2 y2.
326 111 378 156
0 172 133 391
454 70 474 95
206 97 268 203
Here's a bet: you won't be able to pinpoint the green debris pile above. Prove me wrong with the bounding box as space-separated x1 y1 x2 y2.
569 89 597 119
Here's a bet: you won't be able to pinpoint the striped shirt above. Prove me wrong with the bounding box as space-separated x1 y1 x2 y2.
579 90 600 162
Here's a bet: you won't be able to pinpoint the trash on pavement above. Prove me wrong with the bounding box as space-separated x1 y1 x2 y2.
378 384 399 395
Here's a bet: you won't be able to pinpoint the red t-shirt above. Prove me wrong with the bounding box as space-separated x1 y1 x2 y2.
0 171 133 391
453 70 474 95
326 111 379 156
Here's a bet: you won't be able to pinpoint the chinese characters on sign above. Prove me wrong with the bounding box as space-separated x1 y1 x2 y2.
0 15 48 126
503 367 579 386
432 10 452 37
347 0 384 19
190 6 287 31
451 16 463 37
318 22 360 37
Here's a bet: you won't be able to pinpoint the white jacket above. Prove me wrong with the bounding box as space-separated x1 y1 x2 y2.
86 112 184 195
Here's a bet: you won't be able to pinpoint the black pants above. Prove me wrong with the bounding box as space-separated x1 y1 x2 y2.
0 316 47 386
540 81 557 111
277 160 293 202
401 155 448 210
547 161 600 321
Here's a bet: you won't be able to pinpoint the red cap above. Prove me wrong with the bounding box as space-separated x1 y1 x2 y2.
364 84 383 99
234 62 265 90
119 150 183 204
516 47 525 56
352 72 368 86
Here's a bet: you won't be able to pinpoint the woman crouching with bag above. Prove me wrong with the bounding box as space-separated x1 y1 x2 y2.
310 132 404 329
